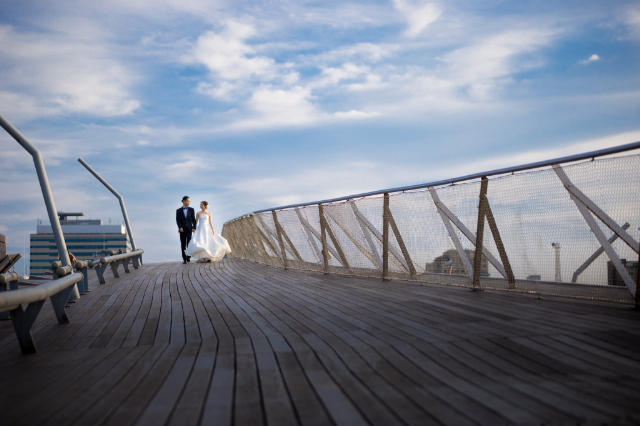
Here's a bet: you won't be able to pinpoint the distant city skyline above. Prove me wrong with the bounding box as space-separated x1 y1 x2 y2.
1 0 639 264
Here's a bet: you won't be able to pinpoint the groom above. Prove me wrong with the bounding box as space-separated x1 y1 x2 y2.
176 196 197 264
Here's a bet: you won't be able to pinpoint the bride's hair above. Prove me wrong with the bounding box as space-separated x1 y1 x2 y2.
201 201 209 209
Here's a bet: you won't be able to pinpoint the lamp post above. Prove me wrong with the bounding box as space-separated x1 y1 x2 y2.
77 158 137 251
0 114 71 267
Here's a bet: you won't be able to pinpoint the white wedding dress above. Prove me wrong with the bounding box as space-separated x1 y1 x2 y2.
185 214 232 262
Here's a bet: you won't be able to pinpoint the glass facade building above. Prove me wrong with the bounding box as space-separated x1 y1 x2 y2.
30 216 130 275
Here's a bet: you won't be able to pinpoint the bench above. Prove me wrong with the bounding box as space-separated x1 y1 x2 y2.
0 268 83 354
92 249 144 284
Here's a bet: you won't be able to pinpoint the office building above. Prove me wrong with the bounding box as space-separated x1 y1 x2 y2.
30 212 130 276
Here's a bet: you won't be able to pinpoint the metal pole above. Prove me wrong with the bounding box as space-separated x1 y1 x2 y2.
382 193 390 281
472 177 488 289
0 114 71 267
77 158 137 250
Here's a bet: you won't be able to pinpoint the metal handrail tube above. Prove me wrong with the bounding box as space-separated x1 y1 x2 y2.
0 114 71 266
56 265 73 278
0 272 19 285
77 158 137 250
75 260 89 269
0 272 83 312
100 249 144 264
244 140 640 216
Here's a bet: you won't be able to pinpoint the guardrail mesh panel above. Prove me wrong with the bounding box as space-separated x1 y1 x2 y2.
223 154 640 304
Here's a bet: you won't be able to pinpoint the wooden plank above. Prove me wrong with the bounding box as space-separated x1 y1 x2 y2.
216 262 391 426
230 258 636 424
207 266 299 426
75 343 170 425
187 265 236 426
198 263 263 426
228 260 508 425
167 265 219 426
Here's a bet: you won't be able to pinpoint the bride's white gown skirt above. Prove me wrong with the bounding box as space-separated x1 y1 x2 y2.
186 215 232 262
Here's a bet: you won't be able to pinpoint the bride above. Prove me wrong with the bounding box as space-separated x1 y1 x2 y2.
185 201 232 262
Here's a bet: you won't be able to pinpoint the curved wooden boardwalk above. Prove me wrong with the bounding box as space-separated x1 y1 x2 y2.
1 258 639 426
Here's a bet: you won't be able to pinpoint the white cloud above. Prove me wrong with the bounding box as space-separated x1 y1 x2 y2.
226 85 318 129
223 85 380 131
625 7 640 40
442 28 556 98
392 0 441 37
165 155 215 181
309 43 401 65
0 24 139 119
184 21 277 82
314 63 373 87
578 54 600 65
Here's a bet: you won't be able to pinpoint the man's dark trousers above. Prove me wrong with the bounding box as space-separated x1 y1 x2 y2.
180 231 192 262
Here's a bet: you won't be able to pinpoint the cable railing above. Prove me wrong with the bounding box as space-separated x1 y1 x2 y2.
222 142 640 306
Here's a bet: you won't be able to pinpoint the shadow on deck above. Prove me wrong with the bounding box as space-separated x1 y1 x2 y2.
1 258 639 426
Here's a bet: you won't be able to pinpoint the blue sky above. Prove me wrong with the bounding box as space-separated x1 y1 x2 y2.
1 0 640 268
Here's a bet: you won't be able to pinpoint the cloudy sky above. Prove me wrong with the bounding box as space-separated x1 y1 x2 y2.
1 0 640 268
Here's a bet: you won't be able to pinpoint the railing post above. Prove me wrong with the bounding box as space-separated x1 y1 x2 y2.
472 178 488 290
272 211 288 269
237 218 260 262
321 210 351 274
383 193 390 281
384 196 417 278
636 244 640 309
228 221 246 259
78 158 137 251
554 165 637 297
319 204 330 274
350 202 383 273
0 114 71 267
481 182 516 288
295 208 323 264
325 209 378 270
247 216 272 263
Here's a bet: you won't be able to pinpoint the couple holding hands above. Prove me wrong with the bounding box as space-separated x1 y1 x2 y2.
176 196 231 264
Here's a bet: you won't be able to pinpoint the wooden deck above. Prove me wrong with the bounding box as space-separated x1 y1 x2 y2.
1 258 640 426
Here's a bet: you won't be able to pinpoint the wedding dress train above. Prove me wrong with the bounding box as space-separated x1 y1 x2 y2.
185 214 231 262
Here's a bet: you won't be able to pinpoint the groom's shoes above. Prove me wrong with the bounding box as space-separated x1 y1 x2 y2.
183 259 187 264
187 256 191 263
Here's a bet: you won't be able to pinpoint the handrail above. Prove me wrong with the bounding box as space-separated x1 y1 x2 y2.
100 249 143 264
223 140 640 305
0 272 82 312
233 141 640 217
0 272 19 286
93 249 144 284
0 270 83 353
78 158 137 250
0 114 71 266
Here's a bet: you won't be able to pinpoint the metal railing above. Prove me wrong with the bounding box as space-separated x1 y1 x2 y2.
0 114 71 267
0 270 83 353
91 249 144 284
223 142 640 306
78 158 138 250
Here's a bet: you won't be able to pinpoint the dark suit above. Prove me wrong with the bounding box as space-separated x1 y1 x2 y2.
177 206 197 261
